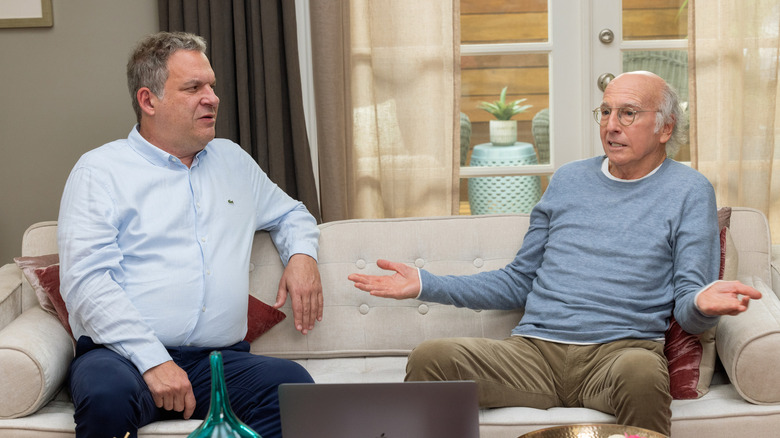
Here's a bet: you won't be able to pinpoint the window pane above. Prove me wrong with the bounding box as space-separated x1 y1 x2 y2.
622 0 688 41
622 49 690 161
460 54 550 163
461 0 548 44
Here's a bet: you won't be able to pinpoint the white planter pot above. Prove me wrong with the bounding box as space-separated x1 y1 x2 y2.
489 120 517 146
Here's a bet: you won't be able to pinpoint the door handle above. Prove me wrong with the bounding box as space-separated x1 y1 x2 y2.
597 73 615 92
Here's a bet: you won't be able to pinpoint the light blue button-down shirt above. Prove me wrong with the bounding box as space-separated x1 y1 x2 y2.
58 126 319 373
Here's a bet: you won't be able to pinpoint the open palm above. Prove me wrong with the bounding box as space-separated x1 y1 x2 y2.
347 259 421 300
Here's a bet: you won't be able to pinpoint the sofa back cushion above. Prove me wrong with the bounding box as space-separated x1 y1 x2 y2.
248 208 774 360
248 215 528 359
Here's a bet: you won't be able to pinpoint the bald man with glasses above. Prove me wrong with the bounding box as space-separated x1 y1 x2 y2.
348 71 761 436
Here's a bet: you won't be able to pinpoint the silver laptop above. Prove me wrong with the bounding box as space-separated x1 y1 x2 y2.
278 381 480 438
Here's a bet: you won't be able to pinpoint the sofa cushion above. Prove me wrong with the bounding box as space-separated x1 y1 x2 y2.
0 307 74 419
248 216 528 359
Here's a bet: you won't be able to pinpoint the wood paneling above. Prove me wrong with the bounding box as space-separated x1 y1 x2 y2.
461 0 547 44
623 0 687 9
623 8 688 40
461 0 547 15
461 13 547 44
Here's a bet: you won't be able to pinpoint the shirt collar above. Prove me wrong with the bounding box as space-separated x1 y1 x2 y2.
127 125 209 168
601 156 664 182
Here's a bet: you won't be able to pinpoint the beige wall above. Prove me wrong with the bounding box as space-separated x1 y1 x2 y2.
0 0 157 264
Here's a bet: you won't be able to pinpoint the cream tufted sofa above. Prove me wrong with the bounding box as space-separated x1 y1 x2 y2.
2 209 780 437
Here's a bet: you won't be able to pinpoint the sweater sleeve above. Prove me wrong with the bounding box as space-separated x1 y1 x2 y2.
417 201 550 310
670 178 721 334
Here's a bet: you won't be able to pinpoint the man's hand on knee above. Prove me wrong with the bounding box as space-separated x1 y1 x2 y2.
142 360 197 419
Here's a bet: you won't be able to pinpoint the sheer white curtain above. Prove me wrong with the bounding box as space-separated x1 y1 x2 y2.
690 0 780 241
311 0 459 221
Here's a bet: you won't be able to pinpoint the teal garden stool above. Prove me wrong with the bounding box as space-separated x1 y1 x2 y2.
468 142 541 215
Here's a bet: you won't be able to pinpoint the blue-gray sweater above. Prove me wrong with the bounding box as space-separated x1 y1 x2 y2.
420 157 720 344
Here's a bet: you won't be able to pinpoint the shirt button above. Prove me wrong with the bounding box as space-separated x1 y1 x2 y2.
206 270 211 275
201 237 207 243
202 306 206 312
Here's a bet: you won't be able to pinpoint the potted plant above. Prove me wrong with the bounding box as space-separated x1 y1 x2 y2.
478 86 532 146
469 87 540 216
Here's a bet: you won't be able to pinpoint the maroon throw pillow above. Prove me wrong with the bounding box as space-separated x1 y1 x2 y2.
13 254 60 316
664 317 705 399
34 264 73 337
244 295 287 342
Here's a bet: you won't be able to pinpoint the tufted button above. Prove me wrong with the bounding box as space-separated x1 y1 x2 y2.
358 304 370 315
473 258 484 268
249 263 255 272
414 258 425 268
356 259 367 269
418 304 429 315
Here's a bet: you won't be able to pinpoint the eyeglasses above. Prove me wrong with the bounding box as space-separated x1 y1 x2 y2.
592 107 660 127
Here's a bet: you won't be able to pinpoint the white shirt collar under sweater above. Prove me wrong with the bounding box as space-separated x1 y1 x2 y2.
601 157 663 182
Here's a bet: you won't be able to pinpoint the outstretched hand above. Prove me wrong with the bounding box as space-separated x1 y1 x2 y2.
347 259 421 300
696 280 762 316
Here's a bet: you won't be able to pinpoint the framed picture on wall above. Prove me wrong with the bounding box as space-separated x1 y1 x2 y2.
0 0 52 29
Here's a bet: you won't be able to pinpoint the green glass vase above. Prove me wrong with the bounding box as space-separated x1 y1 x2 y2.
187 351 262 438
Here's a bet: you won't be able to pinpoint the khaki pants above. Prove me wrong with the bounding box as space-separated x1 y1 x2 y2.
405 336 671 436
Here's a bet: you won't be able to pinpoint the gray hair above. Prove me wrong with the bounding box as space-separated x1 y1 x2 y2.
654 80 686 158
126 32 207 122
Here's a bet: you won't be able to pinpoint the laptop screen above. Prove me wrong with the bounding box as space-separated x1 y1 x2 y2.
279 381 480 438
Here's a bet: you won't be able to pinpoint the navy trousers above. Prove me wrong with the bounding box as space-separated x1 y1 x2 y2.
68 337 313 438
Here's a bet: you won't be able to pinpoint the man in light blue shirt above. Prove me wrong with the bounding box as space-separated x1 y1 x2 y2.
58 32 321 438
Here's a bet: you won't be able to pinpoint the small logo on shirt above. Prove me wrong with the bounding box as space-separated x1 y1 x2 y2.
228 199 234 204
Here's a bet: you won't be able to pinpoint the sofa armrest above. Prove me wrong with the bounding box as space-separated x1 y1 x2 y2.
0 263 23 332
0 306 74 419
716 278 780 404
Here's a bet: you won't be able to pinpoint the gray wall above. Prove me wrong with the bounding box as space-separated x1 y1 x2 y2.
0 0 158 264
